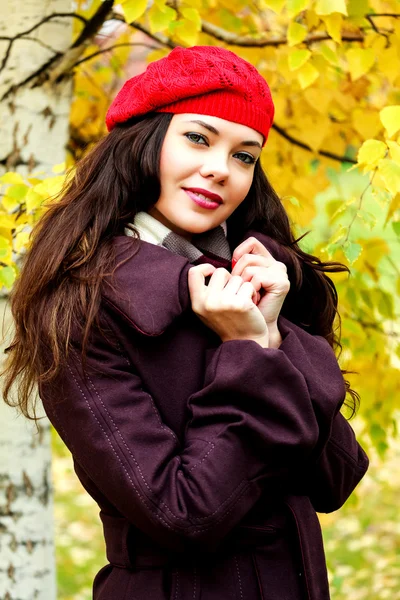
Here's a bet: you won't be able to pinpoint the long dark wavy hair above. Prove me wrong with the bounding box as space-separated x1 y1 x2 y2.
2 112 358 420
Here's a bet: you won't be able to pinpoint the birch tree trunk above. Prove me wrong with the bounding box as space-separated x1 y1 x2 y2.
0 1 74 598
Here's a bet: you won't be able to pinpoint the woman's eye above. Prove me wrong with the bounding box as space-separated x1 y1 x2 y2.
185 132 208 145
235 152 256 165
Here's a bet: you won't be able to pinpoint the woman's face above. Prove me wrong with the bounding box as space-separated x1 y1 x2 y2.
149 113 264 239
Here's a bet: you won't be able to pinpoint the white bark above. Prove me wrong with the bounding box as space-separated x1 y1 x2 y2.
0 299 56 599
0 1 74 598
0 0 73 173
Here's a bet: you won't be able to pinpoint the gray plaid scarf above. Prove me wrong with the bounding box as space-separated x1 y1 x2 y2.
127 211 232 269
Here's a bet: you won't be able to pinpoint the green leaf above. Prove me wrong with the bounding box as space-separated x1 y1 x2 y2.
7 184 28 201
343 241 362 264
393 221 400 236
0 265 16 289
330 225 347 245
347 0 370 16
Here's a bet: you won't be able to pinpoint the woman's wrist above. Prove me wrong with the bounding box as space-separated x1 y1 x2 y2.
267 321 282 349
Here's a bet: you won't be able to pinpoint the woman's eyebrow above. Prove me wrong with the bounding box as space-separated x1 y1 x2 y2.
184 119 262 150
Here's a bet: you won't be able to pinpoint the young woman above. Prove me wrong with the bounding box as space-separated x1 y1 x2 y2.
3 46 368 600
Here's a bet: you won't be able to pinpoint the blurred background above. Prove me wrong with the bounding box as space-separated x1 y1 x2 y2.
0 1 399 598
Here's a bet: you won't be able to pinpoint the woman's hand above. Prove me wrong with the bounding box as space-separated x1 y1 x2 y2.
231 237 290 332
188 264 269 347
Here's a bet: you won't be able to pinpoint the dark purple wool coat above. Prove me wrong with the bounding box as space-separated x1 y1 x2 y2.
40 231 369 600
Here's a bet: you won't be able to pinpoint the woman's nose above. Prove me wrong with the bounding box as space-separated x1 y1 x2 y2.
199 155 230 182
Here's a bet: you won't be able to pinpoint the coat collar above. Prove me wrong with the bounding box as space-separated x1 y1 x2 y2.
103 231 294 336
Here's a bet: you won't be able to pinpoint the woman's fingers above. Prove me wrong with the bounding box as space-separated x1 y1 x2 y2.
232 236 273 264
235 281 258 303
236 265 289 293
207 268 231 294
188 264 216 308
223 275 246 296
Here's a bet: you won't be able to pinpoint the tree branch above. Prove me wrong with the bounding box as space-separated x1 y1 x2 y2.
272 124 357 164
354 318 400 338
21 37 60 55
201 20 365 47
129 21 178 49
72 42 161 69
71 0 114 48
1 2 114 100
0 13 87 75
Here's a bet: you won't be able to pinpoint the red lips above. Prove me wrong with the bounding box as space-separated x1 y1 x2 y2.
182 187 223 203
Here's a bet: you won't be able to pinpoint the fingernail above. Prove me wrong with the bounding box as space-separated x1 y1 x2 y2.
231 258 237 269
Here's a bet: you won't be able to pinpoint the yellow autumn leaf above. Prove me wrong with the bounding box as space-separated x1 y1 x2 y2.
319 43 339 65
120 0 147 23
295 115 331 151
384 192 400 226
377 46 400 84
357 238 389 270
303 88 332 114
315 0 347 15
287 22 308 46
33 175 65 199
346 48 375 80
25 189 45 214
0 213 16 230
352 109 382 141
146 48 170 64
2 195 20 213
0 265 16 289
288 48 311 71
380 106 400 138
357 139 387 166
52 162 66 174
171 20 199 46
148 3 176 33
305 8 320 29
297 62 319 88
387 141 400 165
264 0 286 13
286 0 310 18
0 235 12 265
0 172 25 185
321 13 343 44
377 158 400 195
181 7 201 30
14 231 31 253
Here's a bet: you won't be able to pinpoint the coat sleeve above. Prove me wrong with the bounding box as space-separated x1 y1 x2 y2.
276 316 369 512
39 305 345 553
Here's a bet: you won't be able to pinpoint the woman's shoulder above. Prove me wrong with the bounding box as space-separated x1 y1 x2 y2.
100 236 192 336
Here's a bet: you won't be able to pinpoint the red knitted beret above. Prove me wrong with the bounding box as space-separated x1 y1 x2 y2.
106 46 274 145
